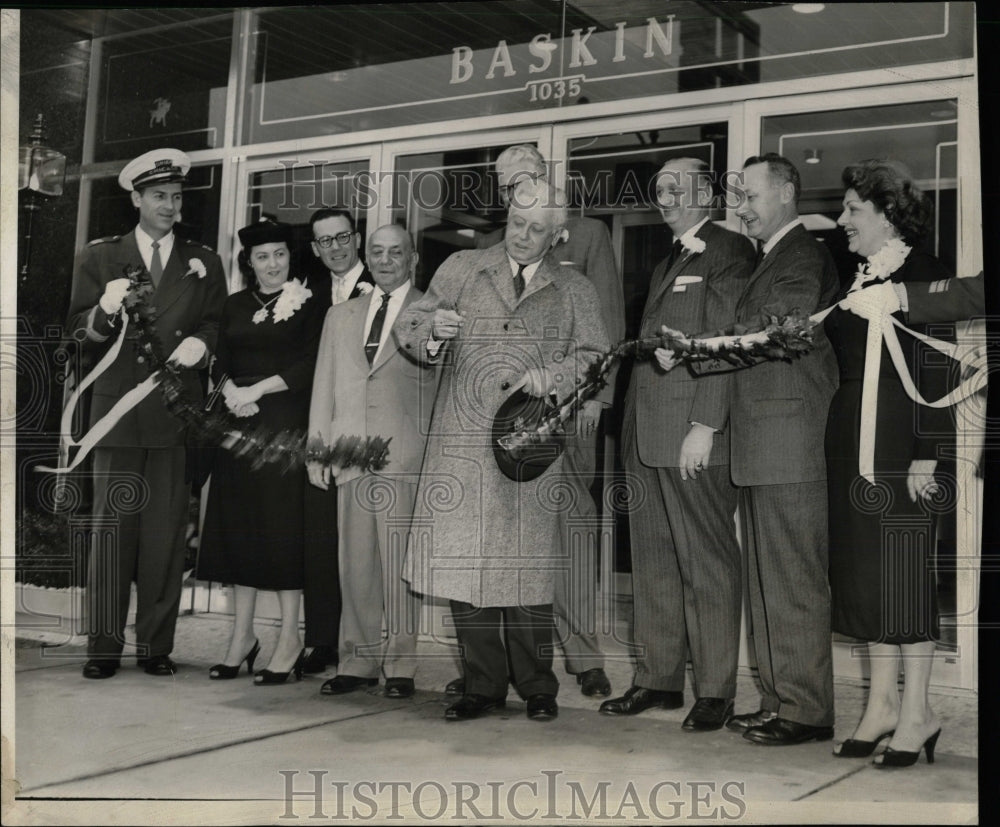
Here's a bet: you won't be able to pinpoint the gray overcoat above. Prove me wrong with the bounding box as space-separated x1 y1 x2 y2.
393 242 609 607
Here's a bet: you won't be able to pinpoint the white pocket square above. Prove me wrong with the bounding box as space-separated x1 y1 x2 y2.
672 275 702 292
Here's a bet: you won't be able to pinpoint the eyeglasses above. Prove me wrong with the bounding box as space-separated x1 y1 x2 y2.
313 231 355 248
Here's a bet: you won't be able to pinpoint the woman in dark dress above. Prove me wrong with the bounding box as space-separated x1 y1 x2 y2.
826 160 952 766
199 220 330 684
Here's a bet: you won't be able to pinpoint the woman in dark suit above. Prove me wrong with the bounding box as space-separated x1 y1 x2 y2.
198 220 330 684
825 159 952 767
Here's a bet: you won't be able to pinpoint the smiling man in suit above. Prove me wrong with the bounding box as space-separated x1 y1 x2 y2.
66 148 227 679
307 224 436 699
301 208 378 676
686 153 840 745
599 158 754 730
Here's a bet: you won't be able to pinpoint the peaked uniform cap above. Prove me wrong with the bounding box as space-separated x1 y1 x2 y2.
119 148 190 192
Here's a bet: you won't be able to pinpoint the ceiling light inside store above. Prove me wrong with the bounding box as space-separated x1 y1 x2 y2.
804 148 822 165
792 4 826 13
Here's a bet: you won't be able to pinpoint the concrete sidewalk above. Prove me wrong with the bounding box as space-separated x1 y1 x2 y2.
6 611 978 825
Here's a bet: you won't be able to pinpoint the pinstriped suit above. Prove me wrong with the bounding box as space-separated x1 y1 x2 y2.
622 220 754 697
692 223 839 727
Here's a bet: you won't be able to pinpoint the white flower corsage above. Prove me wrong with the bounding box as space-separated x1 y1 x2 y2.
681 236 707 255
355 281 374 296
252 308 269 325
185 258 207 279
272 278 313 323
848 237 911 293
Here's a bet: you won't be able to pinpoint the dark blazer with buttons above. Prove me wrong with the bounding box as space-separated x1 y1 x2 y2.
690 223 840 485
66 230 227 448
625 220 755 468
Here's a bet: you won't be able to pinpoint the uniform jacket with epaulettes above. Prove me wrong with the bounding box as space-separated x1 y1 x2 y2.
65 230 227 447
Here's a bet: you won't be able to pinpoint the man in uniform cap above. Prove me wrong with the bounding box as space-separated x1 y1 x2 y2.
66 148 227 678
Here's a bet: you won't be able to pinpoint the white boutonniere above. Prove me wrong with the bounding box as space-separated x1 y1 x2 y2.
848 237 911 293
272 278 313 323
681 236 707 255
356 281 374 296
185 258 207 279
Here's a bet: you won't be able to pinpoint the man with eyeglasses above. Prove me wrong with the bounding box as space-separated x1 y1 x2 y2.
301 208 376 677
310 208 376 306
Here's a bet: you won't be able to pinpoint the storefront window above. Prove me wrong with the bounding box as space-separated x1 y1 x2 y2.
93 14 233 162
245 2 971 142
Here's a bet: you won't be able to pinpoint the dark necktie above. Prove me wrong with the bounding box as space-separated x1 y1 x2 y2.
513 263 526 299
755 245 766 269
365 292 390 366
666 239 683 270
149 240 163 286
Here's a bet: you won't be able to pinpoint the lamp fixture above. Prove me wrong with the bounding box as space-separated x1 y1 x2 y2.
18 113 67 281
791 4 826 13
804 148 822 165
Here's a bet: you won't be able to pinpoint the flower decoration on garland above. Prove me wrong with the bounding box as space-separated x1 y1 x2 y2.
273 278 312 323
119 264 387 474
185 258 207 279
497 313 816 459
848 237 911 293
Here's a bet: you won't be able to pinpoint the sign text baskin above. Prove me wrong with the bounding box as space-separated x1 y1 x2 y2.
450 16 676 103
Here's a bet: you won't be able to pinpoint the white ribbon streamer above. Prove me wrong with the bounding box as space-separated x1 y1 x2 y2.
59 310 130 450
37 374 163 474
811 301 986 484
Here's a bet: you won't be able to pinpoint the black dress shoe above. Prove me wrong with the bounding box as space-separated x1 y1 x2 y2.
682 697 734 731
599 686 683 716
725 709 777 732
384 677 415 699
143 655 177 676
743 717 834 746
445 694 506 721
526 694 558 721
577 668 611 697
321 674 379 695
255 649 305 685
82 660 118 679
834 729 894 758
445 677 466 696
302 645 338 675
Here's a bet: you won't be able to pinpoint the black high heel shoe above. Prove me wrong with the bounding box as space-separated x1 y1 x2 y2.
254 648 305 686
209 639 260 680
833 729 895 758
874 728 942 768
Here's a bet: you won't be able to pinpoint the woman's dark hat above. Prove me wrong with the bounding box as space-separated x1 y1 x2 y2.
491 389 564 482
238 219 293 250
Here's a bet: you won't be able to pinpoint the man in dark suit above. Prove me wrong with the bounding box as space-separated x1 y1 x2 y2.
600 159 754 730
839 272 984 323
301 208 377 675
688 153 840 745
307 225 437 699
455 143 624 698
66 148 227 679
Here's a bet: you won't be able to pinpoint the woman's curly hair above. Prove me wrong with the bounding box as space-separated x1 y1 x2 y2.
841 159 933 246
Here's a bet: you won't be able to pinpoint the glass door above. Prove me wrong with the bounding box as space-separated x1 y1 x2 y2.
380 127 551 290
553 106 740 597
230 146 383 292
747 80 983 691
